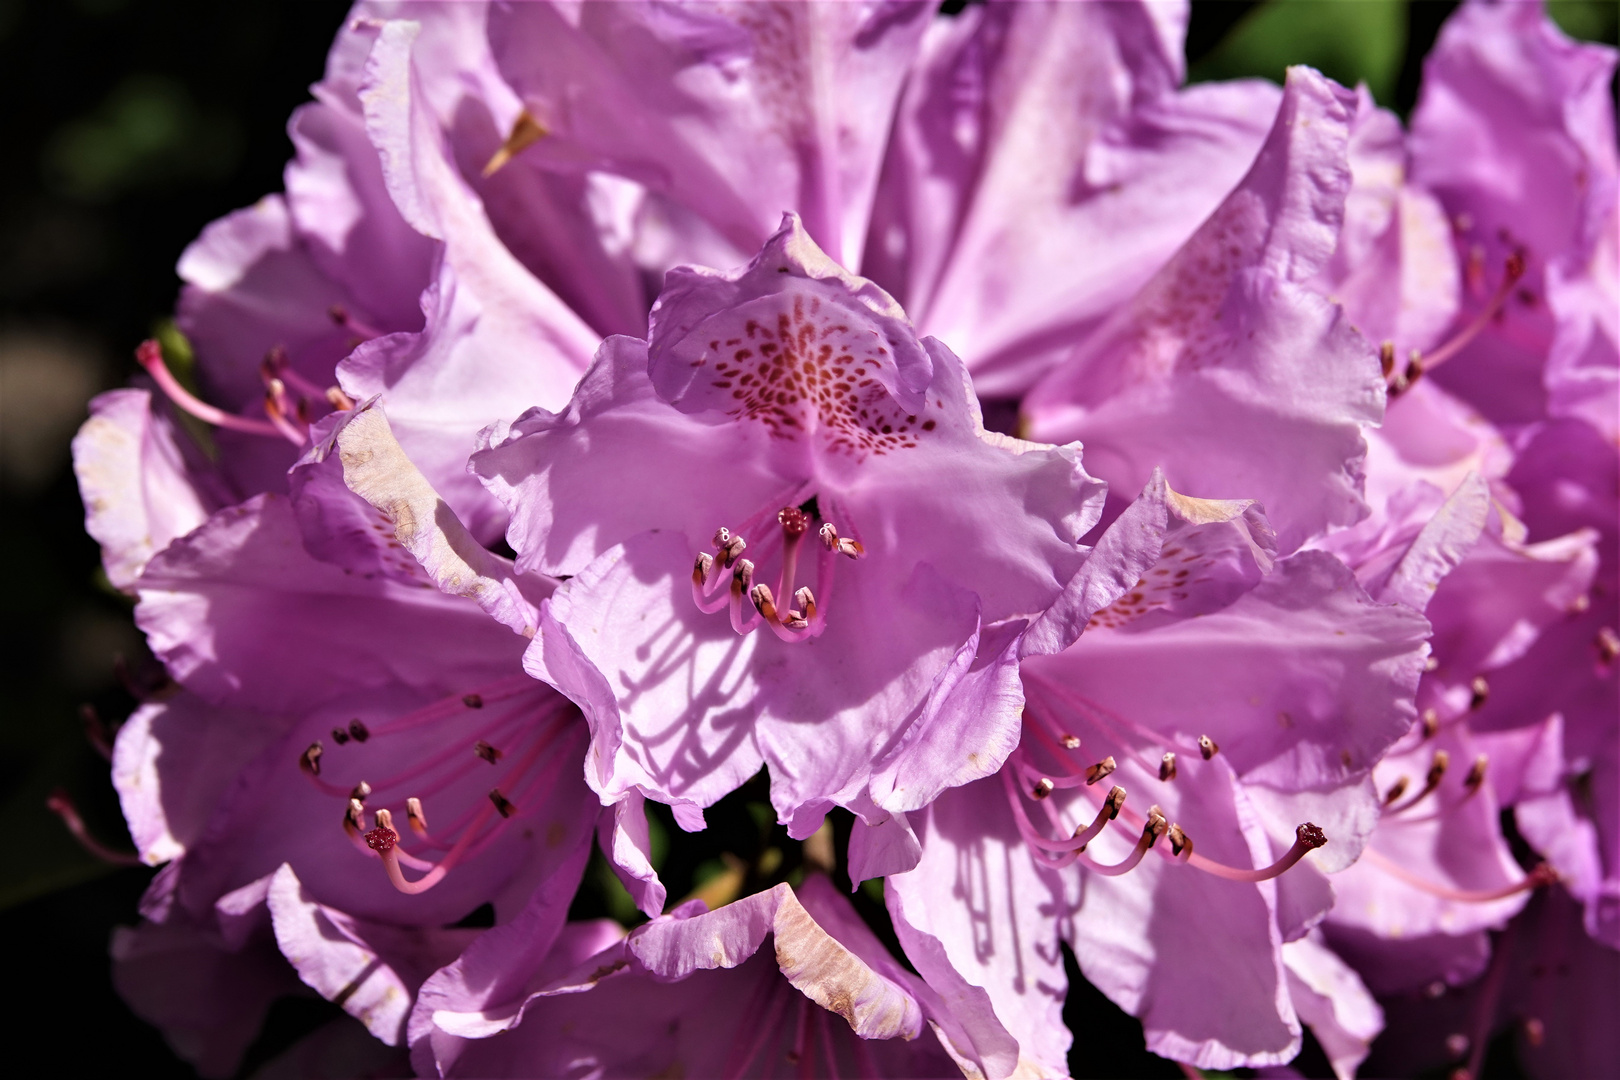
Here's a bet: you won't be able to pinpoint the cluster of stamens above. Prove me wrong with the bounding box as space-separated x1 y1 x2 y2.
294 675 581 896
132 316 368 448
691 504 863 642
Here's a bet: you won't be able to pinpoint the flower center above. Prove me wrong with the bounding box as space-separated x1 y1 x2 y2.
691 500 864 644
295 674 584 895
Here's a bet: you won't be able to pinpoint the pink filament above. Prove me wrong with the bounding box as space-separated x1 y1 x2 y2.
46 790 141 866
135 339 284 439
1418 252 1526 373
1363 847 1556 903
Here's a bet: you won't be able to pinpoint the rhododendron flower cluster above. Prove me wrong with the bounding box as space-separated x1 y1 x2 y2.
66 1 1614 1077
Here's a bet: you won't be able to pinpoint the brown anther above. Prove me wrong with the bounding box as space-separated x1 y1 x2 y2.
462 693 484 709
1425 751 1451 789
714 526 733 548
1085 756 1117 785
1104 785 1127 819
1060 733 1081 750
1568 593 1591 614
1295 822 1327 850
793 586 816 624
1143 806 1168 847
331 727 350 746
818 522 862 558
1401 353 1424 391
489 788 516 818
349 781 371 803
1031 777 1055 800
1504 249 1526 282
1421 707 1440 739
1469 675 1489 711
693 552 714 587
731 558 754 595
300 742 324 776
1383 776 1411 805
750 582 778 621
1424 654 1440 672
348 719 370 743
482 110 548 177
1379 341 1396 377
1464 754 1488 793
328 304 349 326
325 386 354 411
474 741 503 765
777 505 808 537
1159 752 1177 781
1523 1017 1545 1047
345 798 366 836
1597 627 1619 665
1198 734 1219 760
1167 823 1193 858
406 796 428 835
719 534 747 567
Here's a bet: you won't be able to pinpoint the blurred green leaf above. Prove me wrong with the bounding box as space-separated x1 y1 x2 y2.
1547 0 1619 44
1190 0 1408 107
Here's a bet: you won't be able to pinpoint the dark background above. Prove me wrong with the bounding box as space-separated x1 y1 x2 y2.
1 1 1613 1076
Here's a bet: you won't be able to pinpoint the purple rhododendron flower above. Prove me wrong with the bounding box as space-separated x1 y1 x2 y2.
58 0 1616 1077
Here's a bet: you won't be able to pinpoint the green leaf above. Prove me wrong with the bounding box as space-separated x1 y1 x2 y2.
1190 0 1407 107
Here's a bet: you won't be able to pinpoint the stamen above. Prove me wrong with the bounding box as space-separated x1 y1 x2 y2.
1071 786 1128 852
79 703 113 761
1383 776 1411 805
729 559 760 635
1363 849 1557 901
1167 823 1193 861
1597 627 1619 666
1463 754 1488 795
262 378 309 446
326 386 355 411
1421 708 1440 739
1403 251 1526 382
474 741 503 765
1185 823 1326 883
1031 777 1055 800
348 720 370 743
1060 733 1081 750
818 522 863 559
332 727 350 745
406 796 428 835
792 586 816 626
1085 756 1117 785
300 742 324 777
462 694 484 709
1087 807 1167 877
489 788 516 818
345 798 366 839
327 304 386 341
1198 734 1219 760
1159 752 1177 781
1378 341 1396 378
1469 676 1489 711
45 789 141 866
134 339 284 439
1387 751 1449 813
260 346 328 402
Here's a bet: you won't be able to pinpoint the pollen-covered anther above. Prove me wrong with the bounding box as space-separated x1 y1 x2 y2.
489 788 516 818
325 386 354 411
1463 754 1488 795
406 796 428 836
1421 707 1440 739
1379 340 1396 377
1144 806 1169 848
344 798 366 838
1469 675 1489 711
1159 752 1177 781
1086 803 1166 877
750 582 779 621
1031 777 1055 800
1198 734 1219 760
1060 733 1081 750
1167 823 1193 860
693 552 714 587
349 781 371 803
1383 775 1411 806
474 740 503 765
819 522 863 559
1597 627 1619 665
713 527 747 567
348 719 370 743
792 587 816 626
1070 785 1128 853
1085 756 1117 785
300 741 324 776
